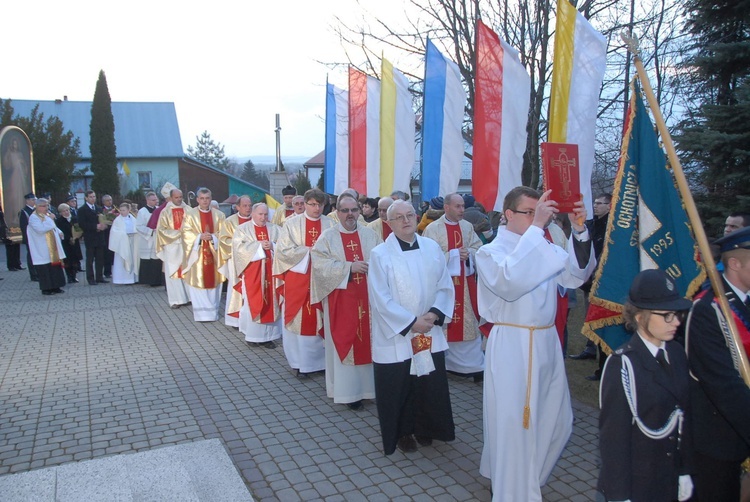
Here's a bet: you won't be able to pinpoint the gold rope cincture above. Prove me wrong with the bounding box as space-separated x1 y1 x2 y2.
494 321 555 429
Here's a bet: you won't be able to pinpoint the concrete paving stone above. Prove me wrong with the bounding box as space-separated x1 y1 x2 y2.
274 487 301 501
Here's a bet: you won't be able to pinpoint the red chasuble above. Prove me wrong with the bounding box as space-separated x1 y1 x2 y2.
173 207 185 278
327 232 372 365
382 221 393 240
228 216 252 319
285 208 294 218
544 228 569 348
283 218 322 335
238 225 277 323
199 210 216 289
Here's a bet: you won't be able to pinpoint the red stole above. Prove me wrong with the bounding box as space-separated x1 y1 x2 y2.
382 221 393 240
544 228 569 349
285 208 294 217
446 221 470 342
239 225 277 323
283 218 322 335
328 232 372 365
199 210 216 289
173 207 185 278
228 216 253 319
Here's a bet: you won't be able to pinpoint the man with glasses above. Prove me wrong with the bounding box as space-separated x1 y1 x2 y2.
368 200 455 455
291 196 305 217
311 194 382 410
476 186 595 500
686 226 750 501
273 188 334 377
367 197 394 241
423 193 485 382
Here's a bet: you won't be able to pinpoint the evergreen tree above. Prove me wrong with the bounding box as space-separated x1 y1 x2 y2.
317 169 325 190
1 99 81 201
294 171 312 195
676 0 750 233
187 131 231 171
90 70 119 196
240 159 269 190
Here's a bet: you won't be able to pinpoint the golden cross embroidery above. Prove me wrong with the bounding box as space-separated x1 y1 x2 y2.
308 227 319 242
551 147 576 199
453 301 461 322
357 302 366 341
352 253 361 262
346 240 359 253
453 276 461 286
257 231 267 240
353 273 364 284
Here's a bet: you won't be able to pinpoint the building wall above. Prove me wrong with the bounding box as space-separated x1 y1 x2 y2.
120 159 180 194
178 162 229 203
227 178 267 205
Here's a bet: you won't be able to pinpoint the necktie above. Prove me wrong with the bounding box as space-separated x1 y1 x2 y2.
656 348 673 377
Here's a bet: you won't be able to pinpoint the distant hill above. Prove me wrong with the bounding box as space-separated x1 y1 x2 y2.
234 155 313 168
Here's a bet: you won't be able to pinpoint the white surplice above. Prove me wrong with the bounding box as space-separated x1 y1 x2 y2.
476 225 595 502
109 214 139 284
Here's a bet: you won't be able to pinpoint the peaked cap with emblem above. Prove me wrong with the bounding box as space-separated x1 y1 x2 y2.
628 269 692 311
715 226 750 254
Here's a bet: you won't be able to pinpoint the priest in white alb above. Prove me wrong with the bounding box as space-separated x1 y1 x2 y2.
156 188 190 309
476 187 595 501
232 203 281 348
311 194 382 410
109 202 139 284
136 191 162 287
423 193 485 380
273 188 333 376
219 195 253 327
182 188 226 322
368 200 455 455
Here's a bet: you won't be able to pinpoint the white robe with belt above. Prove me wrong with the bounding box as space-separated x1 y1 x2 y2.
476 225 595 502
109 214 139 284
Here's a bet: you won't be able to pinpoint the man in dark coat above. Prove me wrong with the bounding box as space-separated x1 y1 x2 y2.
686 226 750 501
18 192 37 280
77 190 108 285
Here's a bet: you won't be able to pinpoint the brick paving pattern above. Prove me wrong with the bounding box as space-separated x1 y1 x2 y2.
0 269 600 500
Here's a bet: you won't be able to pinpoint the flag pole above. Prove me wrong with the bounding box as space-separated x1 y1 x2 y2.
621 31 750 386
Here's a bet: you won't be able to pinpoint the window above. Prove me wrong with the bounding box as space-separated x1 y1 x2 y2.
138 171 152 189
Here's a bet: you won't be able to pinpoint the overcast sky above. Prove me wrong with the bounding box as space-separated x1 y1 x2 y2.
4 0 412 160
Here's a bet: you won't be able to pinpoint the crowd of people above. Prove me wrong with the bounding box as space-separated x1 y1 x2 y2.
1 184 748 502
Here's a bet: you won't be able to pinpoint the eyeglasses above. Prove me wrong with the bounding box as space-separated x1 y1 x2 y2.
305 202 321 208
650 311 682 323
510 209 535 216
389 213 417 223
338 207 360 214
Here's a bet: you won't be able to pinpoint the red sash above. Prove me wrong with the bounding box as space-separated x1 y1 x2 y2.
544 228 569 348
328 232 372 365
199 210 216 289
283 219 322 335
285 209 294 218
382 221 392 240
446 222 468 342
173 207 185 278
695 288 750 358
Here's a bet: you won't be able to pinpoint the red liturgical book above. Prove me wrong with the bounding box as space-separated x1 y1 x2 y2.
541 142 580 213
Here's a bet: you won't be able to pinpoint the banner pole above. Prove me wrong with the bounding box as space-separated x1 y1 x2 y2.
621 31 750 385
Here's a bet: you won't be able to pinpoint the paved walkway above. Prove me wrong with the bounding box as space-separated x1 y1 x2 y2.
0 264 601 501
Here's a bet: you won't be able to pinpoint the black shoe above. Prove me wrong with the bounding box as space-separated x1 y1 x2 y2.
89 281 98 286
18 265 26 270
569 351 596 360
42 291 53 296
53 288 65 294
295 369 309 379
585 374 601 381
415 435 433 447
261 341 277 349
97 279 109 284
346 400 363 411
397 435 417 453
473 371 484 383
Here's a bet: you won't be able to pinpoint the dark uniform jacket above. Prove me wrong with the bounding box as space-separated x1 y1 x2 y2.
598 334 692 501
686 281 750 462
19 205 33 245
77 203 105 248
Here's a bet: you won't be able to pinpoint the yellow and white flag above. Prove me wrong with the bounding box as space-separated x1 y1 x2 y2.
548 0 607 214
380 57 415 198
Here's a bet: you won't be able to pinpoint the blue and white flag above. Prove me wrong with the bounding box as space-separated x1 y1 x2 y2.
420 39 465 200
324 83 349 195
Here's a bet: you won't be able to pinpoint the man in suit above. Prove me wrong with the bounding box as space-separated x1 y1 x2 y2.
686 226 750 501
18 192 37 281
77 190 108 285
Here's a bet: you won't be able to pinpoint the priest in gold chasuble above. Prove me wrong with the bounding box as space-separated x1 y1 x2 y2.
423 193 485 378
219 195 253 327
156 188 190 308
273 188 333 375
311 194 382 409
182 188 226 322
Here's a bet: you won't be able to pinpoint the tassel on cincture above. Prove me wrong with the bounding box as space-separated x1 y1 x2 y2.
523 406 530 429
